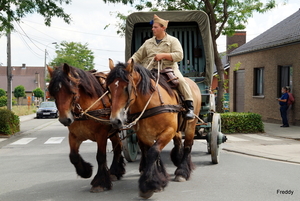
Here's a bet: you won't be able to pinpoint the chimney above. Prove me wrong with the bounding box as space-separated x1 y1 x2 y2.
227 31 246 55
22 63 26 69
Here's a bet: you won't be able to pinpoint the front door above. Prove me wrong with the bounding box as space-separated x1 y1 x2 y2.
235 70 245 112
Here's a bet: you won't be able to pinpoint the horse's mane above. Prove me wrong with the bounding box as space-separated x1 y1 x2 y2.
106 62 174 96
48 65 104 98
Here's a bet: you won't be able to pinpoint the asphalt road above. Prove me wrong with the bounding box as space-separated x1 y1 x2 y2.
0 118 299 201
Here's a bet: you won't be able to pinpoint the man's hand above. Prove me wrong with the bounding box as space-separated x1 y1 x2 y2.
127 58 132 64
154 53 173 61
154 53 165 61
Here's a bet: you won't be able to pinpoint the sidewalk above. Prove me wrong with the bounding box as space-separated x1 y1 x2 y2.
263 122 300 139
223 122 300 164
19 113 36 122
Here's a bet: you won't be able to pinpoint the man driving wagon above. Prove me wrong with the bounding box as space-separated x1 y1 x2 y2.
128 14 195 119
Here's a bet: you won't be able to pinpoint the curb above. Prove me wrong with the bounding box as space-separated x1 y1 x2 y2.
0 135 10 138
222 148 300 165
19 113 36 122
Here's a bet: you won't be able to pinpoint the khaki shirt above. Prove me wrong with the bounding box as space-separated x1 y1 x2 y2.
131 33 183 69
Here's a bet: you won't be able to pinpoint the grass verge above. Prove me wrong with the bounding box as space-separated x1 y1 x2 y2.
0 105 37 116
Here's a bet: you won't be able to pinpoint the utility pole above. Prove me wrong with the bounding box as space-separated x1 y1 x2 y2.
6 1 12 111
44 48 47 101
44 42 57 101
7 32 12 111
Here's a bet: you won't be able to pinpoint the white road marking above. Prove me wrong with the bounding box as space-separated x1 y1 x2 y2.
10 138 37 145
4 137 125 146
83 139 112 144
44 137 65 144
226 135 250 142
243 134 282 141
83 139 93 143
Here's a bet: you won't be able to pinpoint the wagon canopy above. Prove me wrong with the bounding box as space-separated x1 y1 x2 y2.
125 10 214 86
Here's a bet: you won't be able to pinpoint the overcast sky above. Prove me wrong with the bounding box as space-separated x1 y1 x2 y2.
0 0 298 72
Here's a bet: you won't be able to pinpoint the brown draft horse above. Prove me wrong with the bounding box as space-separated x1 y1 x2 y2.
47 63 125 192
106 60 201 199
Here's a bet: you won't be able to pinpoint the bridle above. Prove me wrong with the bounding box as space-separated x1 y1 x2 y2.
66 79 111 123
123 73 138 114
68 82 83 119
121 61 161 129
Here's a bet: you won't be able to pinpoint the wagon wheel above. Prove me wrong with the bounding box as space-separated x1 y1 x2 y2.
206 112 213 154
121 129 139 162
210 113 221 164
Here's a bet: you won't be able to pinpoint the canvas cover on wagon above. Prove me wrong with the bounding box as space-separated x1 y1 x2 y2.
125 10 215 87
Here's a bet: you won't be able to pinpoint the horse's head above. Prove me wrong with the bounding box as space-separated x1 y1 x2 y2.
48 63 81 126
106 59 134 129
106 59 155 129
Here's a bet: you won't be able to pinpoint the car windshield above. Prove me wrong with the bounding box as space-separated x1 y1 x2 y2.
40 102 56 108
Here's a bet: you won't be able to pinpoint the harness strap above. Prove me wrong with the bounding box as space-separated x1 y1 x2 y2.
92 71 109 108
127 104 183 122
156 86 164 105
74 108 111 122
73 90 111 123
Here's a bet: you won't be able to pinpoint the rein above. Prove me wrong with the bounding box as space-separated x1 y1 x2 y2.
73 90 111 123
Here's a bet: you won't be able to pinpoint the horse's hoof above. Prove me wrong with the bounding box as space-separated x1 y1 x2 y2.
174 175 187 182
110 174 118 181
90 186 104 193
139 190 154 199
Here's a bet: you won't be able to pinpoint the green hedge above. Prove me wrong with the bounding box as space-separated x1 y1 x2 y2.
0 109 20 135
221 112 264 134
0 96 7 107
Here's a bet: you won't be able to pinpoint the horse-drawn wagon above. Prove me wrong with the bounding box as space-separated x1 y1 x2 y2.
47 10 227 198
121 10 227 164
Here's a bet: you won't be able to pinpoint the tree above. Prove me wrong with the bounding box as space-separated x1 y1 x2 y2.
33 87 44 99
0 0 71 34
50 41 95 71
0 88 5 97
102 0 284 112
2 0 72 111
13 85 25 105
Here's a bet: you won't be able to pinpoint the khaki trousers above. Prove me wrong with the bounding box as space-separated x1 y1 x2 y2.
173 67 193 101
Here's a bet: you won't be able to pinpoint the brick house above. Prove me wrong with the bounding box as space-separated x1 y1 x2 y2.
0 64 46 105
228 9 300 125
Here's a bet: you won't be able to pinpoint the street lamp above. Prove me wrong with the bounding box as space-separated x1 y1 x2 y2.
44 42 57 101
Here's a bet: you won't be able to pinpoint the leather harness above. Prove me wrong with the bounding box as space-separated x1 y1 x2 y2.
73 68 186 129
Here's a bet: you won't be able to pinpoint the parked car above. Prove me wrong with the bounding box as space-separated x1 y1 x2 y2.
36 101 59 119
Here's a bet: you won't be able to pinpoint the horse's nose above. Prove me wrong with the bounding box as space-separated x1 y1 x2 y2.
110 118 123 129
59 117 73 126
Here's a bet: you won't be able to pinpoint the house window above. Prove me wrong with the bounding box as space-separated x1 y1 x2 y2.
254 67 264 96
278 65 293 96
